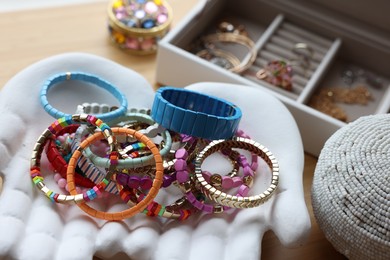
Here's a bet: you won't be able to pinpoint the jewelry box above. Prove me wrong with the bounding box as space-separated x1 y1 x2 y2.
155 0 390 156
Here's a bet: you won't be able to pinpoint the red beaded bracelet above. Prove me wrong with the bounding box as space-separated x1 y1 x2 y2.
45 125 95 188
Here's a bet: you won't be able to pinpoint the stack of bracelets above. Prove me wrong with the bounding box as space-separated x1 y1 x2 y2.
32 72 279 221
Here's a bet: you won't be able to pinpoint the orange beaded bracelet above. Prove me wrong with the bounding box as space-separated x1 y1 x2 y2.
67 127 164 220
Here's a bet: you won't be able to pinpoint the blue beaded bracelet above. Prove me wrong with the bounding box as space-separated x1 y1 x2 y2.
40 72 128 121
151 87 242 140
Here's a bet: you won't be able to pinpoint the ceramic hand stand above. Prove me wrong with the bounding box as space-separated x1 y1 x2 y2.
0 53 310 260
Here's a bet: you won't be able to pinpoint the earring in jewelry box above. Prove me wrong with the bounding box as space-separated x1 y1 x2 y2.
256 60 293 91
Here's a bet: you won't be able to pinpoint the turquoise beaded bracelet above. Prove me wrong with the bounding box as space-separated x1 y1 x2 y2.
40 72 128 121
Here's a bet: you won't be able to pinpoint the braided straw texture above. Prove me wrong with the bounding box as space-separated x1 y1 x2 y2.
312 114 390 260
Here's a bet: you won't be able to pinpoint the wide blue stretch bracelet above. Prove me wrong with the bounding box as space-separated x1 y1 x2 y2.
151 87 242 140
40 72 128 121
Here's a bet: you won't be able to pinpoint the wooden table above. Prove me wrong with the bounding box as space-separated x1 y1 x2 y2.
0 1 347 259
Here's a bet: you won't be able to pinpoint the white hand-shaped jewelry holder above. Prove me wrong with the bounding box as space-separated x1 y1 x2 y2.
0 53 310 260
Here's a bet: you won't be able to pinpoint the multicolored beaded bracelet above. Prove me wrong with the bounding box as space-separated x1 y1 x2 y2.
113 134 201 220
132 188 198 220
67 127 164 220
69 112 171 194
195 137 279 208
40 72 128 121
45 124 95 188
78 103 195 171
83 112 172 169
69 136 119 195
74 105 157 193
70 131 155 195
114 142 202 220
30 114 115 204
117 172 199 220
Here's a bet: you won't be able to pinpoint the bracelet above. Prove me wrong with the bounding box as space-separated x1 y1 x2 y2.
116 165 156 190
196 48 241 71
67 127 164 220
176 145 257 214
40 72 128 121
71 106 157 194
69 112 172 194
30 114 115 204
118 133 198 190
69 133 119 195
45 124 95 188
140 196 197 220
194 137 279 208
81 112 172 169
108 111 166 140
200 33 257 74
119 184 198 220
151 87 242 140
162 132 198 170
175 149 228 214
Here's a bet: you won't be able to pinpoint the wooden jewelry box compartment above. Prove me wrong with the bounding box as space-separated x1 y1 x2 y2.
156 0 390 156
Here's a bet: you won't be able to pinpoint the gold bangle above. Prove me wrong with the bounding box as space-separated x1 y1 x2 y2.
196 48 241 70
194 137 279 208
200 33 257 74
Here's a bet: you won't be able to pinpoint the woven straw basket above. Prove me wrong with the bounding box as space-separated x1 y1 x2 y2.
312 114 390 259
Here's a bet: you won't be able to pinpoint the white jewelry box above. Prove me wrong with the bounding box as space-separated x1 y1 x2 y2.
156 0 390 156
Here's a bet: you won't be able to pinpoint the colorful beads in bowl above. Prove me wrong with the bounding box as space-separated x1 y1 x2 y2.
107 0 172 54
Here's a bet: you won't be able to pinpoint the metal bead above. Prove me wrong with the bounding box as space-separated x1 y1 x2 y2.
213 205 224 214
79 113 89 121
72 114 81 121
210 174 222 187
243 175 253 187
74 194 84 204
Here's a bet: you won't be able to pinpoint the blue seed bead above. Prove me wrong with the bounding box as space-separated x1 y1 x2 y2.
142 19 155 29
126 19 137 28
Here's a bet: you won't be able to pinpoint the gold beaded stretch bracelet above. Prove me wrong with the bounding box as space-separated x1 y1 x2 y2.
194 137 279 208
